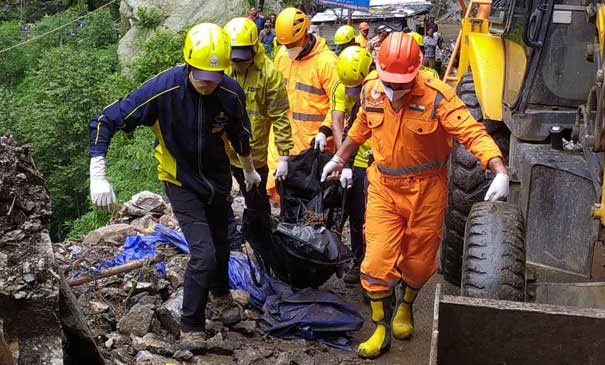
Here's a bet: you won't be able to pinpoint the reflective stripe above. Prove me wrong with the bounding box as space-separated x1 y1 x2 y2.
366 107 384 113
292 112 326 122
429 92 444 120
377 158 448 176
268 100 289 109
295 82 325 95
360 273 400 287
124 85 181 121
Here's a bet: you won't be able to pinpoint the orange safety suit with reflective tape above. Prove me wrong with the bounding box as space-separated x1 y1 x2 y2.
347 73 503 291
274 35 339 154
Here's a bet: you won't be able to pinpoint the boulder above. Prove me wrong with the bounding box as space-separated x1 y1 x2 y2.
156 288 183 335
82 223 135 246
118 302 156 337
118 0 250 67
135 350 180 365
132 333 175 357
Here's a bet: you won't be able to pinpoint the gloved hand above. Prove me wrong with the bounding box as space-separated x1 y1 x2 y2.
320 155 345 182
90 156 116 211
275 156 289 181
484 173 510 201
314 132 327 152
340 167 353 188
238 154 261 191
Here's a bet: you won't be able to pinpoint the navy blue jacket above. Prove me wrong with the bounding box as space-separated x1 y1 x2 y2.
90 65 251 203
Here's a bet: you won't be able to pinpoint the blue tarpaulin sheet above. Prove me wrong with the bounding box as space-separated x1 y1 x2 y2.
228 252 363 351
317 0 370 11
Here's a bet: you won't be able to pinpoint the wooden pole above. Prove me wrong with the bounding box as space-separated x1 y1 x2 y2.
68 254 165 287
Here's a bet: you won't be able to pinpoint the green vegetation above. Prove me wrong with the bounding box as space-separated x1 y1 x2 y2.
133 6 163 31
0 4 186 240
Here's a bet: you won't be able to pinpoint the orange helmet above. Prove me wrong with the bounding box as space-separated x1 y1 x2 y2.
376 32 423 84
359 22 370 31
275 7 309 45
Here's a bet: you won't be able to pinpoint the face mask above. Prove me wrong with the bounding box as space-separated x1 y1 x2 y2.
286 46 304 60
382 84 411 102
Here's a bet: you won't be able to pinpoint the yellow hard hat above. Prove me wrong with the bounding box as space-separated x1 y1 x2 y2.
183 23 231 78
275 7 309 45
410 31 424 47
334 25 356 45
337 46 373 88
224 17 258 47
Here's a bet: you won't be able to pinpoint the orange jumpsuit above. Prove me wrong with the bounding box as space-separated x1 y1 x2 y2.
347 73 503 291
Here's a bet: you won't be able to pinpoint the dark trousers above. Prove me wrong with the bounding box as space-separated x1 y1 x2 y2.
349 166 368 265
164 182 230 332
227 165 270 247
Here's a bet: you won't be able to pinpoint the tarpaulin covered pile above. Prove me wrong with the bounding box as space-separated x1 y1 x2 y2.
228 252 363 351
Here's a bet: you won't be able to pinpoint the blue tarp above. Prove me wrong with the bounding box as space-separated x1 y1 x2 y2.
228 252 363 351
317 0 370 11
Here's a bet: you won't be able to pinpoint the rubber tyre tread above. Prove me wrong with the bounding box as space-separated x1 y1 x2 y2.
460 202 526 301
440 72 510 286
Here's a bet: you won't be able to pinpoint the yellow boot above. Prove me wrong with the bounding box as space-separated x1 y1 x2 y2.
357 291 394 359
392 284 419 340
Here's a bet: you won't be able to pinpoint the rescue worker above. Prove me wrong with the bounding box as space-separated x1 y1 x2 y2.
333 24 357 55
321 33 509 358
274 7 339 154
330 46 373 284
89 23 261 350
366 25 390 59
355 22 370 48
223 17 293 239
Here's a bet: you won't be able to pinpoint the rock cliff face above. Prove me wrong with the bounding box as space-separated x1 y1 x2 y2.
117 0 250 66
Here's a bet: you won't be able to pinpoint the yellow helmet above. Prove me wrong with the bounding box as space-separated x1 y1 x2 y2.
337 46 373 87
334 25 356 45
224 17 258 47
410 31 424 47
183 23 231 73
275 7 309 45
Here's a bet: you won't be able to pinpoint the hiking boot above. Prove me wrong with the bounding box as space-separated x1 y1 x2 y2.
343 264 361 284
178 330 207 355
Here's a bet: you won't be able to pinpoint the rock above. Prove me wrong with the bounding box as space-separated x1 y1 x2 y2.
156 288 183 335
118 0 250 66
123 281 156 295
82 223 135 246
244 309 259 321
235 347 273 365
220 306 241 327
135 350 179 365
132 333 175 357
90 301 110 314
130 214 157 232
173 349 194 361
230 289 250 307
190 353 235 365
206 332 235 356
166 255 189 289
287 350 315 365
129 191 166 213
232 321 256 335
205 320 224 334
104 332 128 349
118 302 155 337
159 213 179 228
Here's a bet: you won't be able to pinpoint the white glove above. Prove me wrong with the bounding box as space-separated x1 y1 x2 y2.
314 132 327 152
484 173 510 202
320 155 345 182
340 168 353 188
90 156 116 210
275 156 289 181
237 154 262 191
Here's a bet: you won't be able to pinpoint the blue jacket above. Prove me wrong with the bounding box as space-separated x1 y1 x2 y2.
90 65 251 203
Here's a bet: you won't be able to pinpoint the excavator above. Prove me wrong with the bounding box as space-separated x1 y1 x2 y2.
430 0 605 363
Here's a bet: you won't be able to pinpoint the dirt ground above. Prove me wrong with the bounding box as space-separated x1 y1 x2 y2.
322 273 458 364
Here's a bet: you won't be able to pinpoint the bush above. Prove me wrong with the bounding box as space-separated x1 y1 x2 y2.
130 29 184 84
133 6 163 31
0 21 30 86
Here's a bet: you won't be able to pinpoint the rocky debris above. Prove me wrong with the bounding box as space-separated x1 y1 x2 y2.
166 255 189 289
206 332 236 356
0 136 103 364
233 320 257 336
156 288 184 336
231 289 250 307
135 350 179 365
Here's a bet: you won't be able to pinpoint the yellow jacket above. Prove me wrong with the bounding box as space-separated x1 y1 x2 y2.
355 33 369 48
226 45 293 168
274 35 339 154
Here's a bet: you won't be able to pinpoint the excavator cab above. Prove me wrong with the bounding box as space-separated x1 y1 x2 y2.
431 1 605 363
